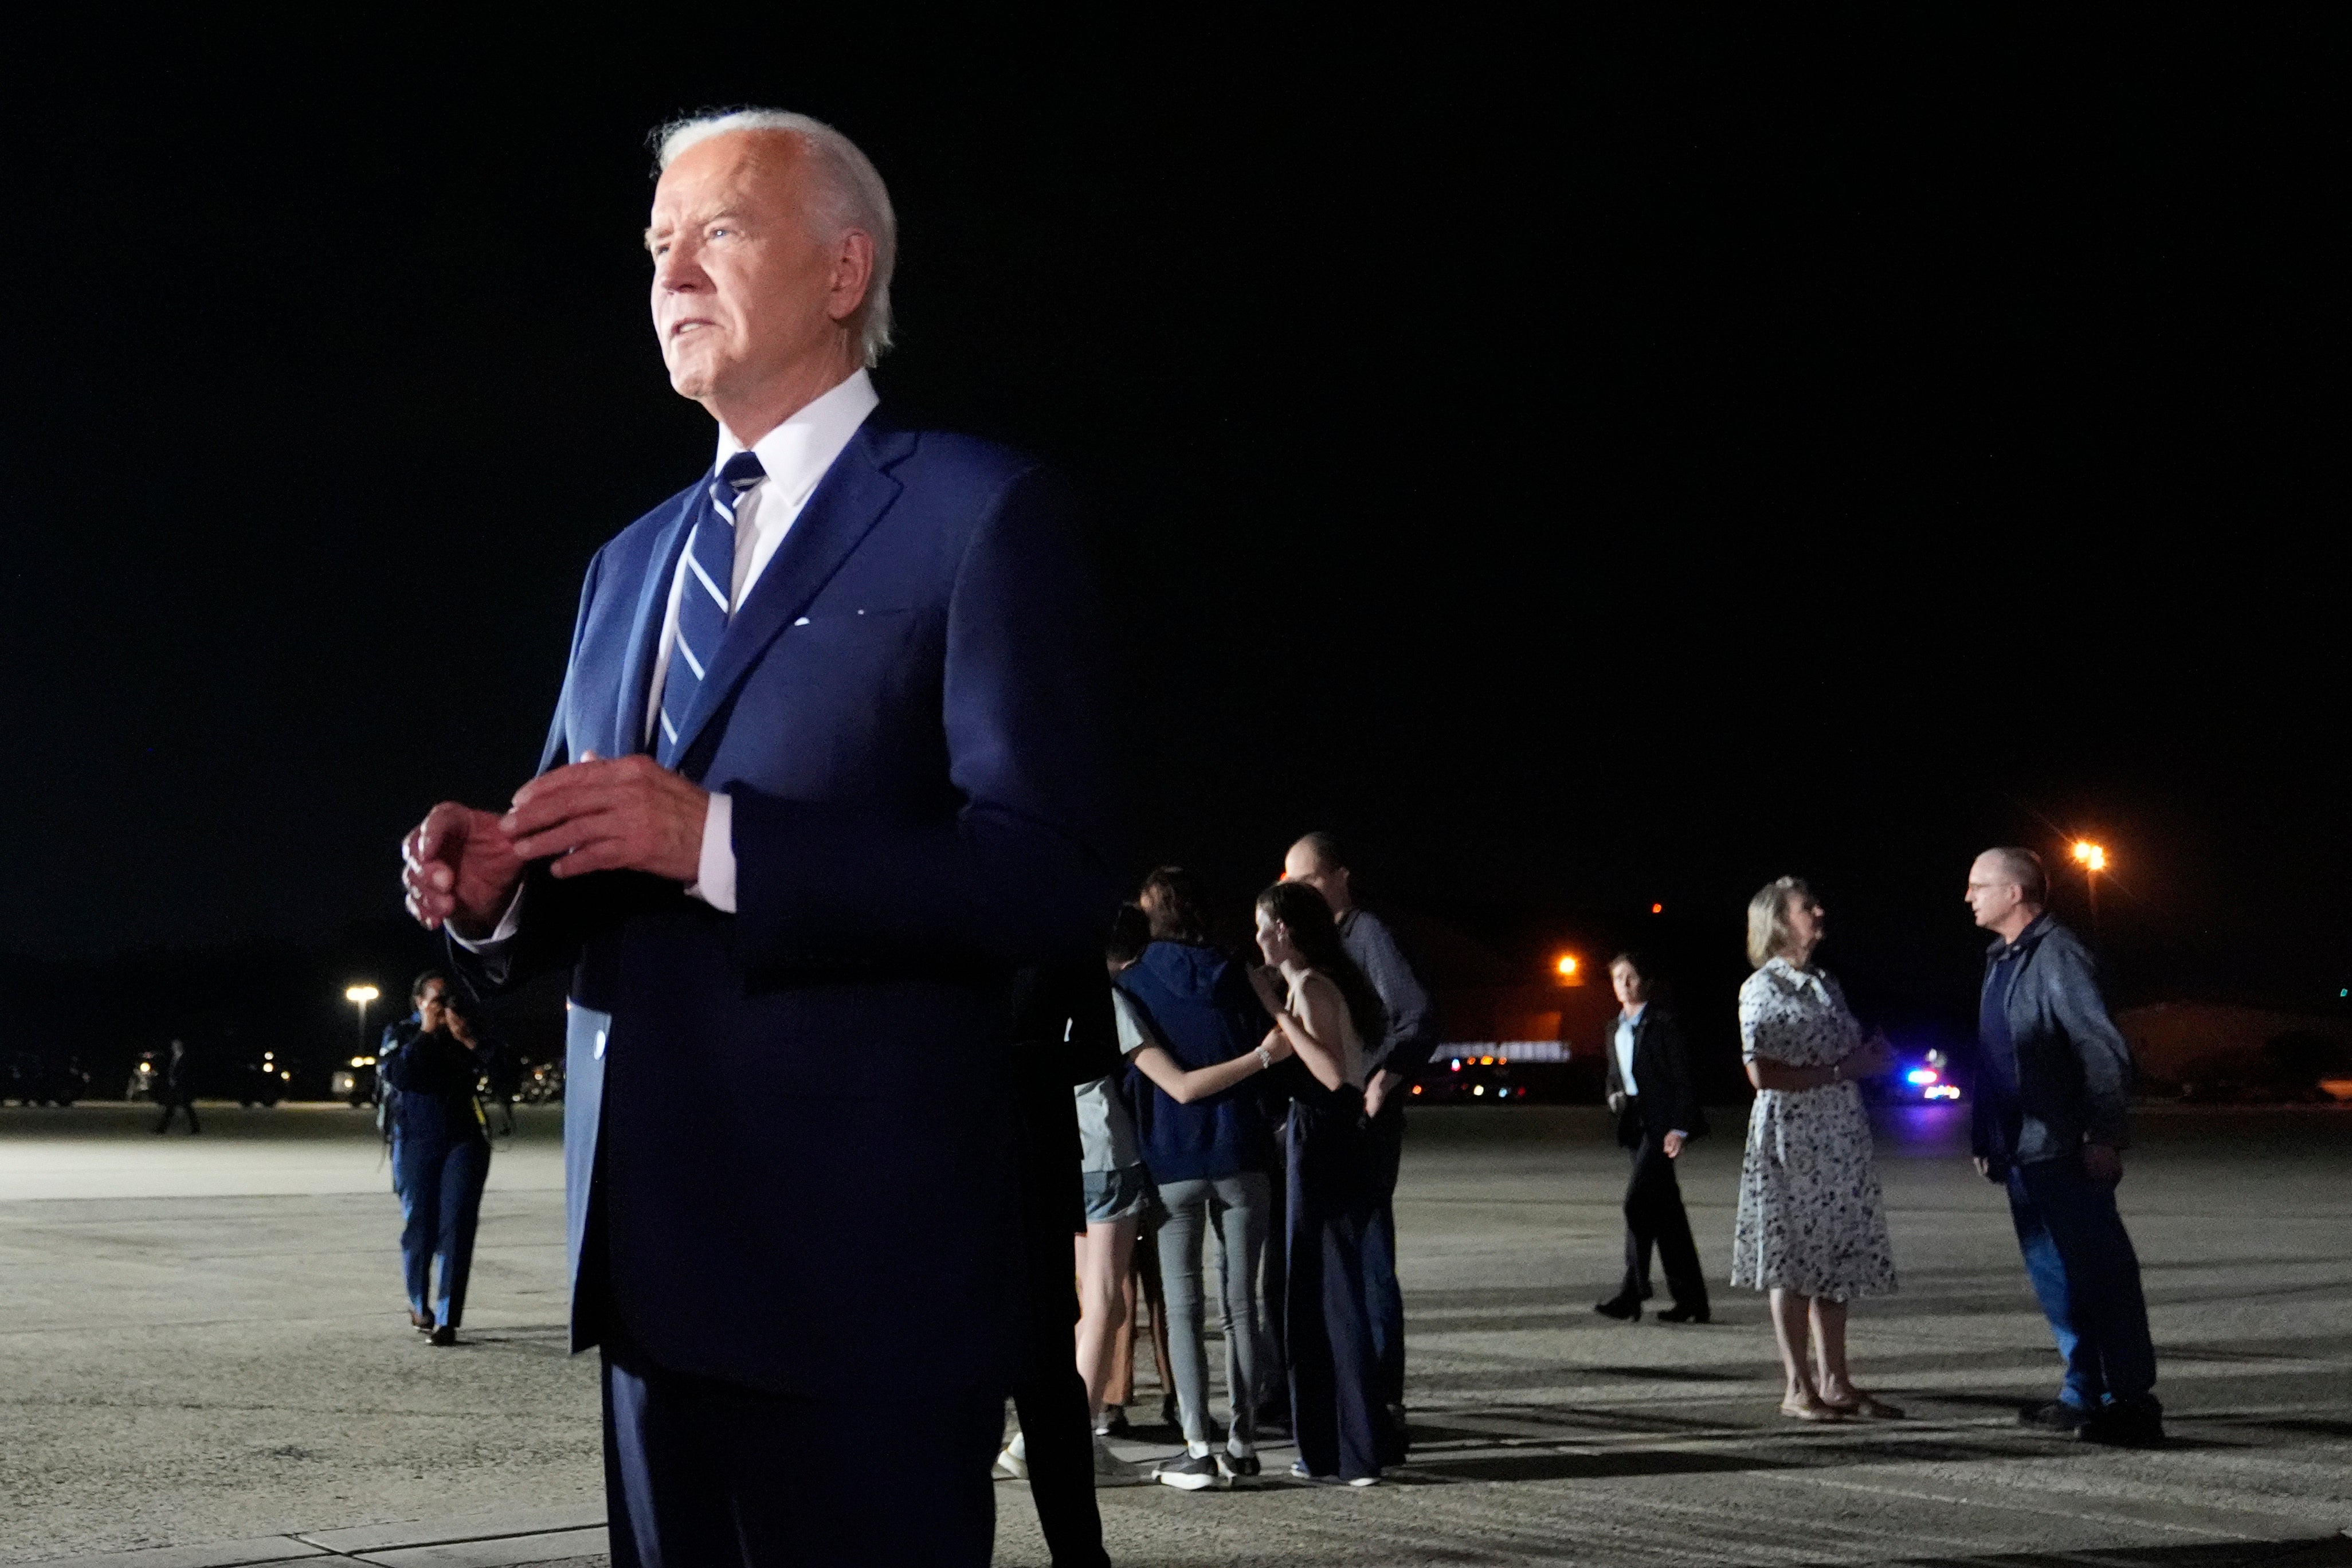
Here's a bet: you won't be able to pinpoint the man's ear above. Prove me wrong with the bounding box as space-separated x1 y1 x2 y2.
826 229 876 323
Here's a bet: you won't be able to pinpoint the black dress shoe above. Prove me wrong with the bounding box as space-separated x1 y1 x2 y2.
429 1325 457 1347
2017 1399 2091 1433
1593 1293 1641 1321
1656 1303 1710 1324
2080 1396 2165 1447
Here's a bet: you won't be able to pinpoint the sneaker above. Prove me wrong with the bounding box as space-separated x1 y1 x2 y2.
993 1433 1029 1480
2080 1396 2165 1448
1289 1459 1312 1480
1092 1437 1148 1487
2017 1399 2091 1434
1096 1407 1128 1438
1218 1451 1261 1488
1155 1452 1225 1491
1347 1474 1381 1487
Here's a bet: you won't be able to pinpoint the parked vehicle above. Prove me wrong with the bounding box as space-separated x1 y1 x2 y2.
3 1049 89 1106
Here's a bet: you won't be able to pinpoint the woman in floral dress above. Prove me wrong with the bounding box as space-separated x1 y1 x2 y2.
1731 876 1904 1421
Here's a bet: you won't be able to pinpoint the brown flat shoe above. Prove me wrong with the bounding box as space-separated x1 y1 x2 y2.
1779 1395 1844 1422
1823 1394 1904 1420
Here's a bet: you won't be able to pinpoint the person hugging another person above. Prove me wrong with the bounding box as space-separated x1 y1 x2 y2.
1251 881 1402 1485
1115 872 1292 1491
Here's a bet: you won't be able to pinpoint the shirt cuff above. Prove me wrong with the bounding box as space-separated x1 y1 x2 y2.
687 789 736 913
448 885 526 952
1670 1129 1689 1139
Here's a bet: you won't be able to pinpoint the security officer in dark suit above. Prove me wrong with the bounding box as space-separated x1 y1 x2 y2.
1596 952 1710 1323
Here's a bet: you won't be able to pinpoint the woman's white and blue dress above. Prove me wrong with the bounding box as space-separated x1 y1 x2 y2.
1729 959 1898 1301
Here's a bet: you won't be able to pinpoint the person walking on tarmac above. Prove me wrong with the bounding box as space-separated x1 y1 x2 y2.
382 985 492 1345
151 1038 201 1135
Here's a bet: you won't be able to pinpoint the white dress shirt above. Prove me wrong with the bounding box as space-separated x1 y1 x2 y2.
460 370 879 949
654 370 880 914
1614 1003 1646 1098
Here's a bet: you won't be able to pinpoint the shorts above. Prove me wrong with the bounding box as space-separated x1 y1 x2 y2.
1083 1164 1154 1225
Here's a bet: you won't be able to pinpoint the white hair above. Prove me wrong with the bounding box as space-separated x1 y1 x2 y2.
651 108 897 366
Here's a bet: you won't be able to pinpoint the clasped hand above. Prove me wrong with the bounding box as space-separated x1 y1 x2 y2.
1838 1031 1897 1082
401 752 708 936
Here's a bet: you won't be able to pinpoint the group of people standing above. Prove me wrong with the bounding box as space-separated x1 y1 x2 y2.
999 831 1434 1528
1588 853 2161 1447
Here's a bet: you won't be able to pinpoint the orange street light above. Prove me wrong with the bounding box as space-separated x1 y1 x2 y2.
1554 953 1583 986
2070 842 2108 937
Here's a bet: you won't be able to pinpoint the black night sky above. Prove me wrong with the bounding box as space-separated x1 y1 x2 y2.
1 17 2338 1070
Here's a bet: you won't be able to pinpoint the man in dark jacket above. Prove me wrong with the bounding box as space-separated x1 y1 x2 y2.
1597 952 1708 1323
1966 847 2160 1445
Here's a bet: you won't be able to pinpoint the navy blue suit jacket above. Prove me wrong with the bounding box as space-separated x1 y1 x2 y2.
453 411 1115 1400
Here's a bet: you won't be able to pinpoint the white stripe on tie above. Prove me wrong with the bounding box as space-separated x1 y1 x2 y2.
675 637 705 681
685 546 729 612
660 711 679 744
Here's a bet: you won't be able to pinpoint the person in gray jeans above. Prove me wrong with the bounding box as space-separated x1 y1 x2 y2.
1115 871 1291 1490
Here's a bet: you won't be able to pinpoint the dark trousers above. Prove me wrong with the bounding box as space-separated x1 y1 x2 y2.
1619 1129 1707 1311
2008 1155 2158 1409
1006 1067 1107 1568
1257 1124 1290 1422
394 1132 489 1328
1010 1367 1108 1568
1285 1097 1398 1481
153 1097 201 1134
1361 1106 1408 1409
603 1334 1001 1568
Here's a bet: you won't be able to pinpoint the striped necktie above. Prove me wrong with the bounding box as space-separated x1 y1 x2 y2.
656 451 766 766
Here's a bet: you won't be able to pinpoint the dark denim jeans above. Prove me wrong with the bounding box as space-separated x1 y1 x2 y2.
2007 1154 2157 1409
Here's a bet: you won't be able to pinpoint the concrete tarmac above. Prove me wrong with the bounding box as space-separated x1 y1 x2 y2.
2 1100 2347 1566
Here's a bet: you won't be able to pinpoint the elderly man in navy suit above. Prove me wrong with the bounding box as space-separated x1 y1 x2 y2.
402 109 1113 1566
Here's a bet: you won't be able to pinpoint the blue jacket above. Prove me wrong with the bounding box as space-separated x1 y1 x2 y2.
1975 915 2134 1167
450 411 1115 1399
1116 942 1273 1182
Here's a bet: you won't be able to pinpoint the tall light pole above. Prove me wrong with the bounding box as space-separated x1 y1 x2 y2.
2071 842 2106 940
345 984 380 1059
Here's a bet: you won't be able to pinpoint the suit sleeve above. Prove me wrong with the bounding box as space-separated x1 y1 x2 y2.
729 467 1118 973
2049 939 2133 1150
1356 915 1440 1080
442 546 620 999
1656 1014 1702 1134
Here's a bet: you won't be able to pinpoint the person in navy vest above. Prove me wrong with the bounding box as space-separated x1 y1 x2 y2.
399 108 1113 1566
381 985 491 1346
1115 868 1283 1491
1965 848 2162 1446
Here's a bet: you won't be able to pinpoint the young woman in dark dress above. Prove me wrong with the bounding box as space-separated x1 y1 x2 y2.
1249 881 1401 1485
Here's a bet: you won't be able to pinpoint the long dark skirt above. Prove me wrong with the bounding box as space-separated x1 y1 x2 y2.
1285 1091 1398 1480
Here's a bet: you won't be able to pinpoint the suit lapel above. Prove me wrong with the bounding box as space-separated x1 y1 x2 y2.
613 488 700 760
667 420 912 771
